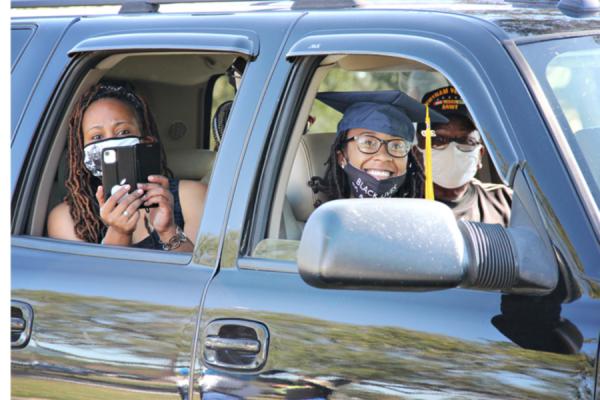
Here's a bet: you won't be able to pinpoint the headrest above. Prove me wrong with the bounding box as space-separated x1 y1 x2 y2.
287 132 336 223
168 148 216 181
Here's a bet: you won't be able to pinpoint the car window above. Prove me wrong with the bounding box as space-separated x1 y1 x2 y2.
519 35 600 206
26 51 247 254
252 55 507 262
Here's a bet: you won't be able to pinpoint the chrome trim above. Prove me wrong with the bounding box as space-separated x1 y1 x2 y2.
203 319 269 371
11 300 33 348
11 317 26 332
504 39 600 242
205 337 261 353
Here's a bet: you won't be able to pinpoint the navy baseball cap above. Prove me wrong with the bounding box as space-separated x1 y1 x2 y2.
317 90 448 142
421 85 472 122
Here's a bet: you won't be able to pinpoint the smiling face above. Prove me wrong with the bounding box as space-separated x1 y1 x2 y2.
337 128 409 180
82 97 142 146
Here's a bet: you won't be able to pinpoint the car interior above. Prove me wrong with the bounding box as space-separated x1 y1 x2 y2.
30 51 245 238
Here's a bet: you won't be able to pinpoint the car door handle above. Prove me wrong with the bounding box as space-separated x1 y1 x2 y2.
203 319 269 371
205 337 261 353
12 300 34 348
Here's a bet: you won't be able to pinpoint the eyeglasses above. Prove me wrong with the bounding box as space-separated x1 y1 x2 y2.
342 133 410 158
417 130 481 152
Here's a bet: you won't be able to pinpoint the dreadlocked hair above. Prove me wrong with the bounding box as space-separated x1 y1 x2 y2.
308 132 425 208
308 134 349 205
64 80 172 243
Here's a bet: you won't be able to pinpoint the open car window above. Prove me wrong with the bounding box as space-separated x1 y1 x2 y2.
251 54 507 262
27 51 247 253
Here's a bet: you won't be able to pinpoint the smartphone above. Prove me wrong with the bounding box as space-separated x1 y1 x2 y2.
101 142 161 203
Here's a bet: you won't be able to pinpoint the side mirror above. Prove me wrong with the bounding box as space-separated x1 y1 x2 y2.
297 199 558 295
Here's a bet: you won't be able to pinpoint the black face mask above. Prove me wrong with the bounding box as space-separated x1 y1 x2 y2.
342 161 406 198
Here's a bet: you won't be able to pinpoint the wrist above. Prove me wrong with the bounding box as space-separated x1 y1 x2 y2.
158 226 188 251
103 228 133 246
156 225 178 244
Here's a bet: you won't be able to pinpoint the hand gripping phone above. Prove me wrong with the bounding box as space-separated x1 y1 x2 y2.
101 142 161 203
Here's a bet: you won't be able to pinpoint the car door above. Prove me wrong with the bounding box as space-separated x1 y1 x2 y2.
194 10 600 400
11 11 300 399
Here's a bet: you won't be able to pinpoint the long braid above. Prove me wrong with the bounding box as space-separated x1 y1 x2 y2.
331 134 350 200
398 151 424 199
64 80 169 242
65 84 104 243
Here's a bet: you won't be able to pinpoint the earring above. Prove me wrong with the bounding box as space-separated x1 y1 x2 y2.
336 150 347 168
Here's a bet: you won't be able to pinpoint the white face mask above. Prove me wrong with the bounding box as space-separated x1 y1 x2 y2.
419 142 482 189
83 136 140 177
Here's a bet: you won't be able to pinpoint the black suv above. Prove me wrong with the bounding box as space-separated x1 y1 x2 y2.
11 1 600 399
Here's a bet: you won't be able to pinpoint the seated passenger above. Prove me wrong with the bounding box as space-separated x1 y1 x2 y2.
47 80 207 251
308 90 447 204
415 85 512 226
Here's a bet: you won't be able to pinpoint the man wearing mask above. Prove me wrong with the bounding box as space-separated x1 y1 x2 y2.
414 85 512 227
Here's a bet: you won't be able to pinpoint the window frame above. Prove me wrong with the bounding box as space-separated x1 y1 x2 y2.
240 51 518 271
239 56 322 262
13 49 248 262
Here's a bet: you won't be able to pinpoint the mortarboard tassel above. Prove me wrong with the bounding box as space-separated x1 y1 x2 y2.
424 105 435 201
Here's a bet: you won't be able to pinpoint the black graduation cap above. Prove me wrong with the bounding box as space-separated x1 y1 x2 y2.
317 90 448 142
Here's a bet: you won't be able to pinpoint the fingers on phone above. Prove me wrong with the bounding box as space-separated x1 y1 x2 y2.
106 185 131 205
101 187 139 222
146 174 169 187
122 200 143 222
142 189 173 208
112 188 141 211
96 186 105 205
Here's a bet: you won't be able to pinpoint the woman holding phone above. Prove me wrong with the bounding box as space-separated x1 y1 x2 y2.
47 80 207 251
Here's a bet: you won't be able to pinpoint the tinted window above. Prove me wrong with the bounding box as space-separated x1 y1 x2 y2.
520 35 600 207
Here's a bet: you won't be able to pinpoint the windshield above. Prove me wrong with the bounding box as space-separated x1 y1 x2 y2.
519 35 600 211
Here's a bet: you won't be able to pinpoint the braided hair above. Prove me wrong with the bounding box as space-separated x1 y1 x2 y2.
308 131 424 207
64 80 172 243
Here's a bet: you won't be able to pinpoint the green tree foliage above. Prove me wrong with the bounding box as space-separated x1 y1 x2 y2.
309 69 409 134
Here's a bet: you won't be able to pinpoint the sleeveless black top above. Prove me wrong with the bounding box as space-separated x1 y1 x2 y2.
133 179 185 250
